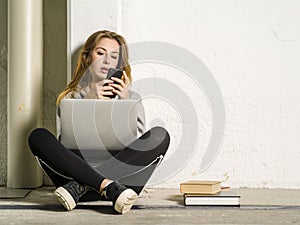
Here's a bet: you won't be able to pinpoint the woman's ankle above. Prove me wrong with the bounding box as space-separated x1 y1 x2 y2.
99 179 113 193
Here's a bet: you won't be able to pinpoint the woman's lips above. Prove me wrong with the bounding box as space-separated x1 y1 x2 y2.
100 67 109 74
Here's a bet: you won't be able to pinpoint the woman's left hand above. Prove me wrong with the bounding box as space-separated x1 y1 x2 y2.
109 71 130 99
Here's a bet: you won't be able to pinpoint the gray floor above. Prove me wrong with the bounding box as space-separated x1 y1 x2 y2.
0 187 299 225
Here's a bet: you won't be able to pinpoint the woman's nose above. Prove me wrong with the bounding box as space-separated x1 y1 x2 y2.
103 53 110 64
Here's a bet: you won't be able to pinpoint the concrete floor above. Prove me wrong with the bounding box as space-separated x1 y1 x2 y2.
0 186 300 225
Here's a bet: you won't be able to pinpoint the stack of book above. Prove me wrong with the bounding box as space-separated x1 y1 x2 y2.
180 180 240 206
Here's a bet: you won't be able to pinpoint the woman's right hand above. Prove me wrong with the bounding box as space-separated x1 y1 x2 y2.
85 79 115 99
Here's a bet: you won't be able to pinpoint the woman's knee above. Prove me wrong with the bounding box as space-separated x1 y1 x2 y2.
144 126 170 155
29 128 49 142
28 128 53 152
150 126 170 143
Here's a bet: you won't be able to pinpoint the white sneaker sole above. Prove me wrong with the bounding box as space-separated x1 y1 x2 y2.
114 189 138 214
54 187 76 211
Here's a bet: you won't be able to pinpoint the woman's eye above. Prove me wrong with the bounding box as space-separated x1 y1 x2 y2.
111 54 118 60
97 52 104 55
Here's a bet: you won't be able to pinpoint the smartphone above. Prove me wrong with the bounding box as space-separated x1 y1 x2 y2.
104 68 123 98
106 68 123 81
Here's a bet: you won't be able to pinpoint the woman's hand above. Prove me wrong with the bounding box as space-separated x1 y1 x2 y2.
84 71 130 99
109 71 130 99
85 79 115 100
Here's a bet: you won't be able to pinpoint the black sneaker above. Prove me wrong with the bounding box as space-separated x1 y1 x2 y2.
102 182 138 214
54 181 87 211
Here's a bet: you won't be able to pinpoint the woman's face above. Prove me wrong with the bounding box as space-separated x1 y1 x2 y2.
90 37 120 81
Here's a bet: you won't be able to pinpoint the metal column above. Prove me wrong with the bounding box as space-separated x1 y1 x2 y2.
7 0 43 188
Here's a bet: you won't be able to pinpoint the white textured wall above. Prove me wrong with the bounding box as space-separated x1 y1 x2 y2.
70 0 300 189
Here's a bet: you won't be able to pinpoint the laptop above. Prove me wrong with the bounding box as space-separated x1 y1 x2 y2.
60 99 138 151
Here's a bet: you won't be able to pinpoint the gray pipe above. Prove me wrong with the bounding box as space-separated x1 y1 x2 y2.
7 0 43 188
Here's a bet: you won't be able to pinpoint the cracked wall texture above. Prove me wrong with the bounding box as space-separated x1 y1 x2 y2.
120 0 300 188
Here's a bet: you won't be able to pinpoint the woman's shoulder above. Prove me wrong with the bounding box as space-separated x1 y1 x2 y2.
64 88 87 100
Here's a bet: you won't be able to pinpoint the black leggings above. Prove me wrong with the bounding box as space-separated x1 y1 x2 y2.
28 126 170 199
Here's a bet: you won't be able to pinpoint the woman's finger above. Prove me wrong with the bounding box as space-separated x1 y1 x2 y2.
98 79 113 87
98 90 114 99
123 71 130 85
101 85 114 91
111 77 125 88
112 86 129 99
112 89 122 97
109 83 123 92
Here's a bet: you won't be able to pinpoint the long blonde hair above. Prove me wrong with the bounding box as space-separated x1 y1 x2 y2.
56 30 131 105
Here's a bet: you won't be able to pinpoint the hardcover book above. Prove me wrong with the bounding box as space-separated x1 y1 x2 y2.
184 191 240 206
180 180 221 194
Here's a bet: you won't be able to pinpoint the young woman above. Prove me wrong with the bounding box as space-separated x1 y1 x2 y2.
28 30 170 214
